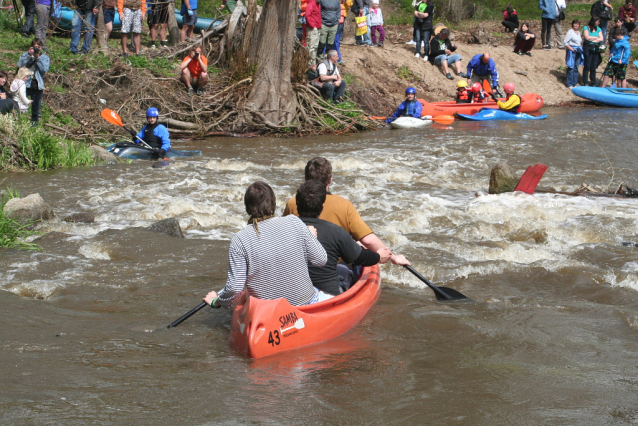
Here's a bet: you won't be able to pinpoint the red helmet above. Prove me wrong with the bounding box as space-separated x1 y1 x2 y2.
503 83 515 94
471 82 482 93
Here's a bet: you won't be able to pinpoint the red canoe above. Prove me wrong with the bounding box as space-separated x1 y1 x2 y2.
229 265 381 359
418 93 544 117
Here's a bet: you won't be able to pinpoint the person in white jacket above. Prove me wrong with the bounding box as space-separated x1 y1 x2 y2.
552 0 567 48
369 0 385 47
10 68 33 113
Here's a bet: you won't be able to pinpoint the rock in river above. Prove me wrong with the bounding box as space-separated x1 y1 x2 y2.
489 163 519 194
145 217 184 238
3 193 55 224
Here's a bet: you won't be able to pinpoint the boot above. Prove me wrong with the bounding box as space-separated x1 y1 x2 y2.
316 43 325 61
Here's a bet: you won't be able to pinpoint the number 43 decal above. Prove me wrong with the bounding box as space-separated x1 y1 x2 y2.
268 330 281 346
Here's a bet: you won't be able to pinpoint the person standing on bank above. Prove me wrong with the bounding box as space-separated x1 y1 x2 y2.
539 0 556 49
413 0 433 61
551 0 567 49
35 0 52 48
350 0 371 46
317 0 340 61
16 38 50 127
582 16 604 87
564 19 583 89
21 0 37 38
69 0 99 54
180 0 198 42
116 0 145 56
316 50 346 103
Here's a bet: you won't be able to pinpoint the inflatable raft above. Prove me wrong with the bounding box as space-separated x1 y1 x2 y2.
230 265 381 359
389 116 433 129
458 109 548 121
571 86 638 108
107 142 202 159
56 7 222 33
418 93 544 117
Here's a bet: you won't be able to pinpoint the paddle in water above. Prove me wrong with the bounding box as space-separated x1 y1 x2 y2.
166 302 208 328
369 115 455 125
514 163 548 194
100 109 154 150
403 265 471 301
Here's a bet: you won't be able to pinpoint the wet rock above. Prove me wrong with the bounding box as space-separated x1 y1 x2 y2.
145 217 184 238
467 25 489 44
89 145 120 164
33 231 72 242
3 193 55 224
64 213 95 223
489 163 519 194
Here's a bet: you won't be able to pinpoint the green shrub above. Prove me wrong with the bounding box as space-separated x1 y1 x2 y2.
0 189 41 251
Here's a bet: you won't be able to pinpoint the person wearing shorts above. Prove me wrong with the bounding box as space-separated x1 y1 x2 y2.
601 33 630 88
102 0 116 41
180 45 208 95
180 0 197 42
148 0 169 48
116 0 146 56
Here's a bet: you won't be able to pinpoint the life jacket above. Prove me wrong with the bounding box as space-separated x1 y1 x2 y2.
471 91 488 103
502 93 522 112
339 3 346 24
456 88 470 103
144 122 162 149
300 0 308 16
403 100 417 116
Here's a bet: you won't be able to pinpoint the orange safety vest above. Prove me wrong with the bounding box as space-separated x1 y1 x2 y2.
300 0 308 16
339 3 346 24
456 88 470 103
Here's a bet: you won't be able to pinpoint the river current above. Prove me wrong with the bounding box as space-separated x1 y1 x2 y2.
1 107 638 425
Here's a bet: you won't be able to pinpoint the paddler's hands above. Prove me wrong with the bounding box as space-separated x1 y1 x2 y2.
204 291 219 306
390 254 410 266
490 92 498 102
376 247 392 263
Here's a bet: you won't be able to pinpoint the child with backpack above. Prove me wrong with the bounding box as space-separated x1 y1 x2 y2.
601 31 630 88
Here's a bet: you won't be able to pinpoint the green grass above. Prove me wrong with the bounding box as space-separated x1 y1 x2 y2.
0 188 42 251
341 73 357 85
398 66 415 81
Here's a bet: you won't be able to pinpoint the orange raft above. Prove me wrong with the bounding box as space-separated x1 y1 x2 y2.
229 265 381 359
418 93 544 117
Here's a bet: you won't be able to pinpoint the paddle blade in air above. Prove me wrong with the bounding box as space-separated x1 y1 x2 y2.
101 109 124 127
514 163 548 194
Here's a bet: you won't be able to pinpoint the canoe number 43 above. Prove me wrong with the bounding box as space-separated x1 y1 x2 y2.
268 330 281 346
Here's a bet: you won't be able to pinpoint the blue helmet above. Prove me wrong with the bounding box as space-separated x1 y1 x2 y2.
406 87 417 94
146 107 159 117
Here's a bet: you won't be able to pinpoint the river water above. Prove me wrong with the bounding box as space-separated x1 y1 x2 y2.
2 107 638 425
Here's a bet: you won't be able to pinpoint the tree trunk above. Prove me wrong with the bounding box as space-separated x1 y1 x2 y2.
96 8 108 52
167 0 180 45
246 0 297 126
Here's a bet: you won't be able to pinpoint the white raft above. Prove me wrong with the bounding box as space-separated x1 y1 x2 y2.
389 116 433 129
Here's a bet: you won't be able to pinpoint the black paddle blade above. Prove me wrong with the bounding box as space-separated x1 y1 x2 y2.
435 286 471 302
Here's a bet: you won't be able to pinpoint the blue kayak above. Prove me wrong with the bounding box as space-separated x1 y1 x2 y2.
107 142 202 160
571 86 638 108
458 109 548 121
57 7 222 33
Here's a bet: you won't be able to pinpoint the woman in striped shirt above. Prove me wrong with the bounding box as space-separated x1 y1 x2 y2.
204 182 331 309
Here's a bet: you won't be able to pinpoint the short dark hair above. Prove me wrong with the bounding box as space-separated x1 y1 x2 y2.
440 28 450 37
296 180 326 218
244 181 276 218
571 19 580 27
31 38 43 47
305 157 332 186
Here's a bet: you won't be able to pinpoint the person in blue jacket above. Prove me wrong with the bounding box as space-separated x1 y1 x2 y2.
385 87 423 123
600 33 631 88
538 0 557 50
466 53 501 95
131 107 171 157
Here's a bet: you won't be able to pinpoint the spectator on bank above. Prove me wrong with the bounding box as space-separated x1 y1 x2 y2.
350 0 371 45
180 46 208 95
316 50 346 103
21 0 36 38
539 0 556 49
16 38 49 126
414 0 434 61
116 0 145 56
502 4 519 33
466 52 499 91
428 28 467 79
317 0 340 61
582 16 604 87
10 68 34 113
69 0 98 54
221 0 236 12
180 0 197 41
601 31 631 88
608 18 629 50
35 0 51 48
332 0 348 64
148 0 169 48
620 0 637 33
306 0 321 65
369 0 384 47
0 71 17 114
591 0 613 41
551 0 566 49
102 0 116 41
514 22 536 55
564 19 583 88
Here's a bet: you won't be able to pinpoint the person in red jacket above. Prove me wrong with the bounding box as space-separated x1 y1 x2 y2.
306 0 322 66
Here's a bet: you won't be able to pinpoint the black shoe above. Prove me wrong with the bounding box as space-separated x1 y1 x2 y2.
446 73 454 80
525 52 531 56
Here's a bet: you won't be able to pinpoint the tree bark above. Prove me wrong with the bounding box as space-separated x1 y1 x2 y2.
167 0 180 45
246 0 298 125
96 8 108 52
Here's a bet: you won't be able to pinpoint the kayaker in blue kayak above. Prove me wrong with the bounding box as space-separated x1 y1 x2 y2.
601 31 630 88
385 86 423 123
129 107 171 157
491 82 521 112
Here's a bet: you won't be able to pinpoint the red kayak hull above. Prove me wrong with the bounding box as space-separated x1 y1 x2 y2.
419 93 544 117
229 265 382 359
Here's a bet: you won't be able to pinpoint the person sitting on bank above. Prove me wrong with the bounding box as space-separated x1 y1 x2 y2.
203 181 330 309
470 82 488 103
455 80 471 103
620 0 637 33
385 86 422 123
514 23 536 56
601 31 630 88
502 4 519 32
466 52 500 94
284 157 410 267
180 46 208 96
316 50 346 103
490 82 521 112
0 71 17 114
130 107 171 157
297 180 390 295
428 28 467 80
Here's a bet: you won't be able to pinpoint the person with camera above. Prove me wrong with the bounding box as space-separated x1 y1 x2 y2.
16 38 50 127
180 46 208 96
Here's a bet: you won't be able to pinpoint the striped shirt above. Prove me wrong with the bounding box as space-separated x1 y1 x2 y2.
217 215 328 307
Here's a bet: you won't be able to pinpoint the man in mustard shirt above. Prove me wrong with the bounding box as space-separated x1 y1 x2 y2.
284 157 410 266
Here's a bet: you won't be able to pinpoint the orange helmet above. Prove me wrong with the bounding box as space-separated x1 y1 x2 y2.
471 82 482 93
